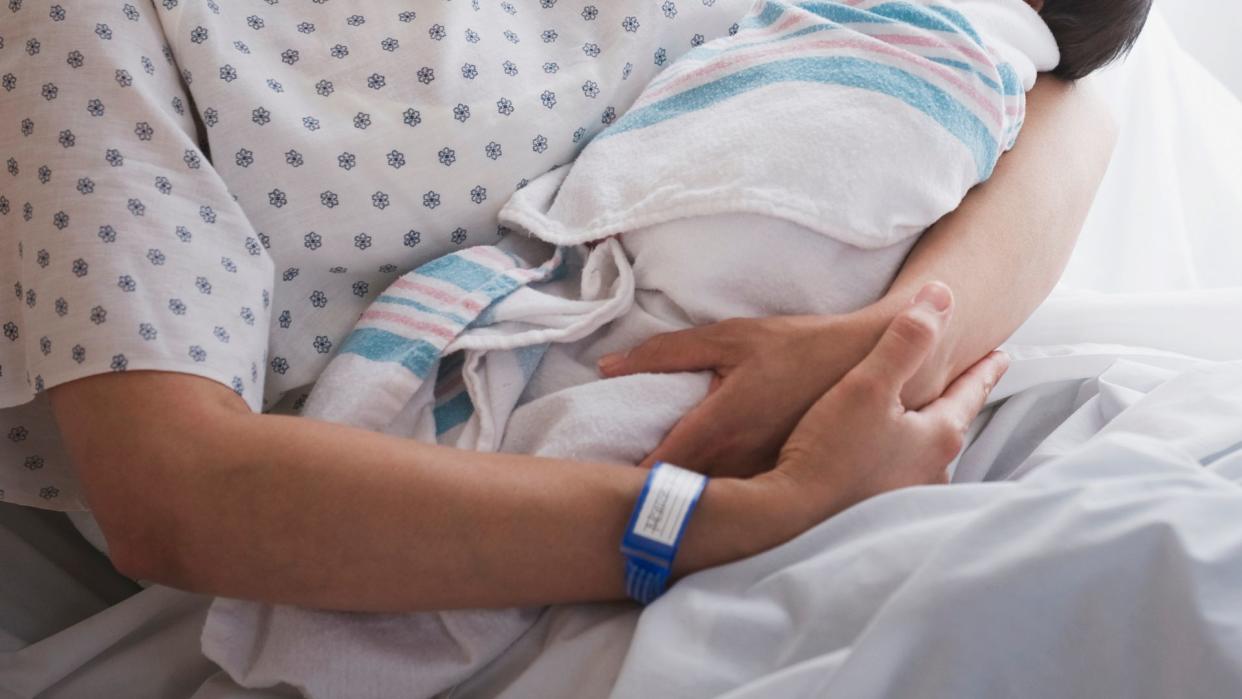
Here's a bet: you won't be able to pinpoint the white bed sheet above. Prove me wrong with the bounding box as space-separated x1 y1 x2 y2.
3 8 1241 699
608 360 1242 699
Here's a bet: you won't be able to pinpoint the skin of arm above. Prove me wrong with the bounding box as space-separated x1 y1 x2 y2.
876 76 1119 406
598 76 1120 476
50 371 789 612
49 285 997 613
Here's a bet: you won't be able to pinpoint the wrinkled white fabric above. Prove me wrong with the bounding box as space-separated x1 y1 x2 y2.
609 361 1242 699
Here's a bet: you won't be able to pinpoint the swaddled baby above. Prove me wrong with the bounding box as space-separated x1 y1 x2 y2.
491 0 1153 462
303 0 1154 459
204 1 1152 697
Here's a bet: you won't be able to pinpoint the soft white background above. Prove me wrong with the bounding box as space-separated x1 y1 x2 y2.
1159 0 1242 96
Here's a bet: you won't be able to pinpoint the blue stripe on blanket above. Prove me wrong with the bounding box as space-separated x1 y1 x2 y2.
339 327 443 379
796 0 982 46
478 274 524 302
749 1 790 28
864 3 983 45
434 391 475 435
376 294 473 326
670 2 1001 98
606 55 999 179
515 344 549 380
924 3 985 45
927 57 1020 96
431 346 546 436
997 62 1023 97
467 276 526 329
753 21 1005 96
672 23 1007 99
416 254 509 292
796 2 891 25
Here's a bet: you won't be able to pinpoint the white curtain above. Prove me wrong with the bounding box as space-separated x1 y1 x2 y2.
1062 10 1242 294
1157 0 1242 98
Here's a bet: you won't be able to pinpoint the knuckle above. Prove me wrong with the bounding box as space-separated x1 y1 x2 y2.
890 311 938 349
639 334 670 358
941 413 968 435
845 370 889 402
934 424 966 459
714 319 754 354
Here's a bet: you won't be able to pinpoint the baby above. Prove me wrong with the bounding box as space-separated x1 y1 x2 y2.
1035 0 1154 80
308 0 1158 458
481 0 1155 463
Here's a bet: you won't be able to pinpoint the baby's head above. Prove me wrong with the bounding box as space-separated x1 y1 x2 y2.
1027 0 1154 80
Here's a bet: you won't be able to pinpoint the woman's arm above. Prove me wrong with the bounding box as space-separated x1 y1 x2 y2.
51 371 779 612
51 287 999 612
871 76 1119 406
599 76 1118 475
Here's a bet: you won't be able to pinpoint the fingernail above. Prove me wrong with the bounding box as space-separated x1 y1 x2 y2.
994 350 1012 375
598 353 624 373
913 282 952 313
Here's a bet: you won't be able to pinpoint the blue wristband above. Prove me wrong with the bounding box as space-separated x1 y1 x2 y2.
620 462 708 605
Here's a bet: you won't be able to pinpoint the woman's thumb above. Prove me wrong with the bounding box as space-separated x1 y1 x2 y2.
856 282 954 391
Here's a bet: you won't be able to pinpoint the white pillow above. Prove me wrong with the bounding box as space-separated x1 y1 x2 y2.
1059 10 1242 293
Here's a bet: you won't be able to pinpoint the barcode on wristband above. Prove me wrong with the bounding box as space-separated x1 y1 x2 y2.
633 465 706 547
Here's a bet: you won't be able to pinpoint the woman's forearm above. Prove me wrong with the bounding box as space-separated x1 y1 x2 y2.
51 372 798 612
867 76 1118 405
53 284 1002 610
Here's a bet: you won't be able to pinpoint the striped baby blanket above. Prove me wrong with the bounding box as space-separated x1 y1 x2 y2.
503 0 1058 250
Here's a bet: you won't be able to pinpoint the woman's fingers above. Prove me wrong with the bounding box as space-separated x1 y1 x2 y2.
920 350 1011 449
638 390 733 471
848 282 954 397
597 325 732 377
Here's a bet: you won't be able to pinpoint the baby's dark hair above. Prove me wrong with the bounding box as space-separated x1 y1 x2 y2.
1040 0 1154 80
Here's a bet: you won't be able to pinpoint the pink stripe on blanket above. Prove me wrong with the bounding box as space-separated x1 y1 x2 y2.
467 246 519 267
391 277 485 313
638 36 1003 126
646 10 811 91
869 33 997 73
360 309 460 341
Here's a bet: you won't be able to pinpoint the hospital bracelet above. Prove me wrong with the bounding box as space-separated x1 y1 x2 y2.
620 462 709 605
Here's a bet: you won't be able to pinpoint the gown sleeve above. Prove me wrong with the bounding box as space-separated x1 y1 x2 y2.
0 0 274 412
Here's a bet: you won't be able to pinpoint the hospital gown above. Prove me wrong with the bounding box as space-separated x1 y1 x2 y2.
0 0 751 511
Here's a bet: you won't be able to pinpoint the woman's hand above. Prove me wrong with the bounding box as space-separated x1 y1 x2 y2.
768 283 1009 521
601 78 1113 478
597 302 900 478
